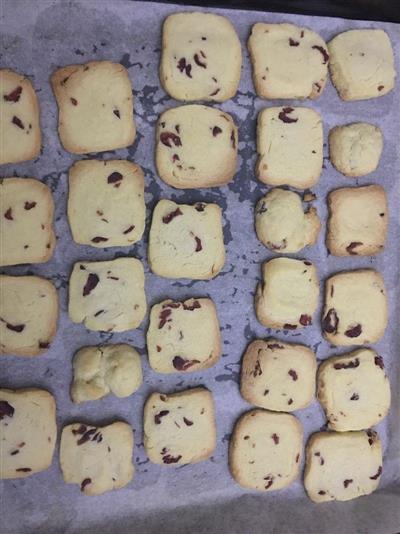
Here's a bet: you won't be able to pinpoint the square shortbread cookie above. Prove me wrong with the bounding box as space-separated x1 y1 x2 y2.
304 430 383 502
0 69 41 164
144 387 216 465
240 339 316 412
322 269 387 346
256 107 323 189
71 344 143 403
0 388 56 479
60 422 134 495
148 199 225 280
229 409 303 491
317 348 391 431
0 177 55 267
160 12 242 101
255 258 319 330
68 258 146 332
328 29 396 101
0 275 58 356
155 105 238 188
329 123 383 177
248 23 329 99
326 185 388 256
255 188 321 253
51 61 135 154
68 159 145 247
147 298 221 373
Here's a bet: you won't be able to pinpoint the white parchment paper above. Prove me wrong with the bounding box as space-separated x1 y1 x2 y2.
0 1 399 533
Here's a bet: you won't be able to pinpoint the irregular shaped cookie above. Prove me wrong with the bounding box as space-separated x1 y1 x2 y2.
51 61 135 154
327 185 388 256
69 258 146 332
304 430 383 502
71 344 143 403
144 387 216 465
255 189 320 253
60 422 134 495
248 23 329 99
241 339 316 411
0 69 41 165
322 269 387 346
0 388 56 479
0 275 58 356
255 258 319 330
148 199 225 279
329 123 383 177
156 105 238 189
317 349 390 431
0 177 55 266
229 409 303 491
257 107 323 189
147 298 221 373
160 12 241 101
68 159 145 247
328 29 396 101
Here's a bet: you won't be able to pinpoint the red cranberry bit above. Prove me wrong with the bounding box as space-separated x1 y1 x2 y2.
6 322 25 333
230 130 236 149
77 428 98 446
314 452 324 465
160 131 182 148
195 203 205 212
172 356 200 371
162 453 182 464
288 369 298 381
322 308 339 334
303 261 312 266
16 468 31 472
278 107 298 123
70 98 78 106
271 433 279 444
183 417 193 426
4 86 22 102
72 424 87 435
177 57 192 78
91 236 108 243
295 453 300 463
264 475 274 489
4 208 13 220
366 430 375 446
24 201 36 210
39 341 50 349
82 273 100 296
312 45 329 64
299 314 312 326
374 356 384 369
122 225 135 235
12 116 24 129
333 358 360 370
318 490 326 495
378 85 384 91
182 300 201 311
210 88 220 96
314 82 322 93
113 109 120 119
172 154 180 162
370 466 382 480
194 236 202 252
163 302 181 309
0 401 14 420
194 53 207 68
267 343 284 350
212 126 222 136
162 207 183 224
80 478 92 492
158 308 172 329
284 324 297 330
300 30 305 38
253 360 262 377
346 241 363 255
289 38 299 46
107 172 123 186
344 324 362 338
156 345 162 352
350 393 359 400
154 410 169 424
287 398 294 405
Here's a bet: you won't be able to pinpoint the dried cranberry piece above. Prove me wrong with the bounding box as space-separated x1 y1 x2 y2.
156 345 162 352
230 130 236 149
70 97 78 106
318 490 326 495
288 369 298 381
370 466 382 480
252 360 262 377
271 433 279 444
39 341 50 349
177 57 192 78
16 467 31 472
289 38 299 46
264 475 274 489
194 53 207 68
284 324 297 330
267 343 284 350
350 393 359 400
299 314 312 326
162 453 182 464
24 201 36 210
296 453 300 463
346 241 363 255
314 452 325 465
314 82 322 93
5 322 25 333
82 273 99 297
212 126 222 136
81 478 92 491
4 86 22 102
312 45 329 64
278 107 298 123
344 324 362 338
182 300 201 311
366 430 375 446
122 225 135 234
374 356 384 369
4 208 13 220
113 109 120 119
172 356 200 371
158 308 172 329
0 401 14 420
343 479 353 488
194 236 202 252
94 309 104 317
333 358 360 370
195 203 205 212
183 417 193 426
77 428 97 445
322 309 339 334
163 302 181 309
162 207 183 224
210 88 220 97
72 424 87 435
378 85 384 91
267 239 287 251
154 410 169 424
107 172 123 186
12 116 24 129
160 131 182 148
303 261 312 266
172 154 180 162
91 236 108 243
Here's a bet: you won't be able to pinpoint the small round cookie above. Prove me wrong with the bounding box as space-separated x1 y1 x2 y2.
322 269 387 346
229 409 303 492
326 185 388 257
329 123 383 177
317 348 390 431
248 23 329 99
304 430 383 503
328 29 396 101
255 258 319 330
255 189 320 253
240 339 316 412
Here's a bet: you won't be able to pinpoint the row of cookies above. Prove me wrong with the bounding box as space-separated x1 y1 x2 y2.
0 384 385 502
